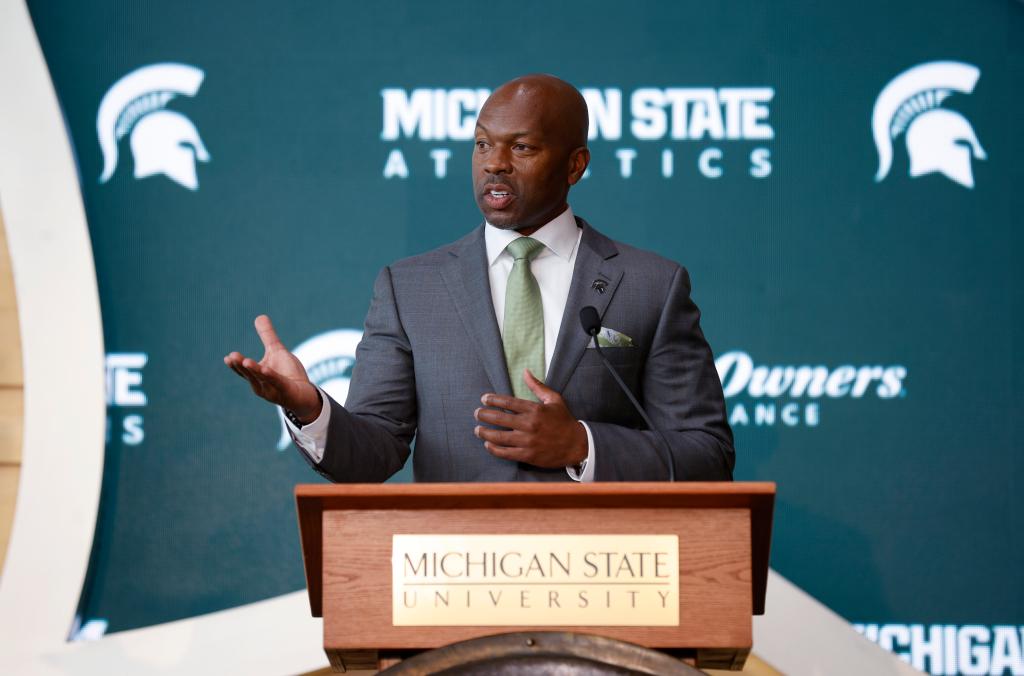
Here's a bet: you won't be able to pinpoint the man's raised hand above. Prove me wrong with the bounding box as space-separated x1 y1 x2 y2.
224 315 322 423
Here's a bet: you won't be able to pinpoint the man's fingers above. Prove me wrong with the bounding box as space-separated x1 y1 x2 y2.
523 369 559 404
230 362 269 397
480 392 536 413
254 314 284 351
225 353 258 383
224 351 247 368
475 407 532 431
236 360 271 386
236 360 275 393
242 357 285 386
475 425 523 448
482 440 526 461
228 363 250 381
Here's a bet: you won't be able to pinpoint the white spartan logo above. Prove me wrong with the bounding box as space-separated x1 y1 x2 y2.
97 63 210 191
276 329 363 450
873 61 986 189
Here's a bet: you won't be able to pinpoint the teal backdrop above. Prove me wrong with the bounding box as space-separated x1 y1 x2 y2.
25 1 1023 673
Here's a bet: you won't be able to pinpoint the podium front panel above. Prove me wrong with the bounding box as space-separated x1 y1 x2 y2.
322 507 751 650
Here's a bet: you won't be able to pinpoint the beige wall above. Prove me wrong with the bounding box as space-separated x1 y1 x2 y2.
0 211 22 571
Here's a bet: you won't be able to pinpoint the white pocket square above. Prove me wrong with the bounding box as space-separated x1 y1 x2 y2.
588 326 634 348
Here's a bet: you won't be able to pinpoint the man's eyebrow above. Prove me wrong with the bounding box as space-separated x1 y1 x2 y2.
474 123 537 139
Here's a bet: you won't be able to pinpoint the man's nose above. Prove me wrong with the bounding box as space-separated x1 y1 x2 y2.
483 145 512 174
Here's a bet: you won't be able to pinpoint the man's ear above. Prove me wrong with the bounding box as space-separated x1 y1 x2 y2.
568 147 590 186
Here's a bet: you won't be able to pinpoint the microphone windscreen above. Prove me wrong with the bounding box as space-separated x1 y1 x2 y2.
580 306 601 336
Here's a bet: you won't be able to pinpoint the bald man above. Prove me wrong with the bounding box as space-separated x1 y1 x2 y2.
226 74 734 482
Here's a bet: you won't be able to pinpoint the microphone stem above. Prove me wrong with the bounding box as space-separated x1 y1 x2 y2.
590 338 677 482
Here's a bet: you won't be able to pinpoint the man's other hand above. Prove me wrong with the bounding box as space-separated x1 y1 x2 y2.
474 369 588 468
224 315 321 423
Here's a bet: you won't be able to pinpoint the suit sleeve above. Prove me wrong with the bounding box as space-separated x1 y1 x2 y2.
587 265 735 481
312 266 416 482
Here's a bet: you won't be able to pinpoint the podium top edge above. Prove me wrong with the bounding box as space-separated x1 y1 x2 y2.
295 481 776 499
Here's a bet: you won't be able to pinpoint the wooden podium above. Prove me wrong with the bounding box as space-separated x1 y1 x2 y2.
296 482 774 672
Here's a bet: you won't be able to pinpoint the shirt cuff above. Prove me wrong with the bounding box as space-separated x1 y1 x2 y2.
283 386 331 464
566 421 596 482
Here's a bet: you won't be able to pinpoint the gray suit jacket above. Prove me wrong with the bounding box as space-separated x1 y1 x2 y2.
311 217 734 482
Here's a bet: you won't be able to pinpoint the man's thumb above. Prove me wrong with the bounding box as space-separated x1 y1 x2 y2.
523 369 558 404
254 314 284 350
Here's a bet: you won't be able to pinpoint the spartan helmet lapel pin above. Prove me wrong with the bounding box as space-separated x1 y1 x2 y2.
591 279 608 294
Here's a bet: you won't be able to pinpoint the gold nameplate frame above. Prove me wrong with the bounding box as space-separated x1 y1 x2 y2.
392 534 680 626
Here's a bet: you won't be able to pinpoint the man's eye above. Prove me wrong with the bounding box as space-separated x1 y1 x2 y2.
475 141 488 150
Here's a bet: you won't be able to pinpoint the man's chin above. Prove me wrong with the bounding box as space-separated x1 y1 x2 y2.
479 209 519 230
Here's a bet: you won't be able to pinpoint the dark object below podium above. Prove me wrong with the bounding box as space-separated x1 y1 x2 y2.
380 632 704 675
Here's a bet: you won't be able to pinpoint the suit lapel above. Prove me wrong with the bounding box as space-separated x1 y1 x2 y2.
545 218 623 393
439 225 514 396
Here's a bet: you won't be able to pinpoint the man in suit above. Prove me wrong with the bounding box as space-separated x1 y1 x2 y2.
225 74 734 482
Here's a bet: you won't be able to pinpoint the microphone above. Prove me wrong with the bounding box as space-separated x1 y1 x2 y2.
580 306 676 481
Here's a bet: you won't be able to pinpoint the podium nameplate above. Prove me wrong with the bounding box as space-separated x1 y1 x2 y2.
392 534 680 626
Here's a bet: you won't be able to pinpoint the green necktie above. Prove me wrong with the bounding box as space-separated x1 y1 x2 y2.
503 236 546 400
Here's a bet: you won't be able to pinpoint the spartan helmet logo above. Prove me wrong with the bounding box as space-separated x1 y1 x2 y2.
276 329 363 450
97 63 210 191
873 61 986 189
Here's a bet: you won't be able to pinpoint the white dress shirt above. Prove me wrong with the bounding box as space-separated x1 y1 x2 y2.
287 206 596 481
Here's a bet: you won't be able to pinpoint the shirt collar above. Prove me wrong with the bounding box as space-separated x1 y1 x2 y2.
484 206 579 266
